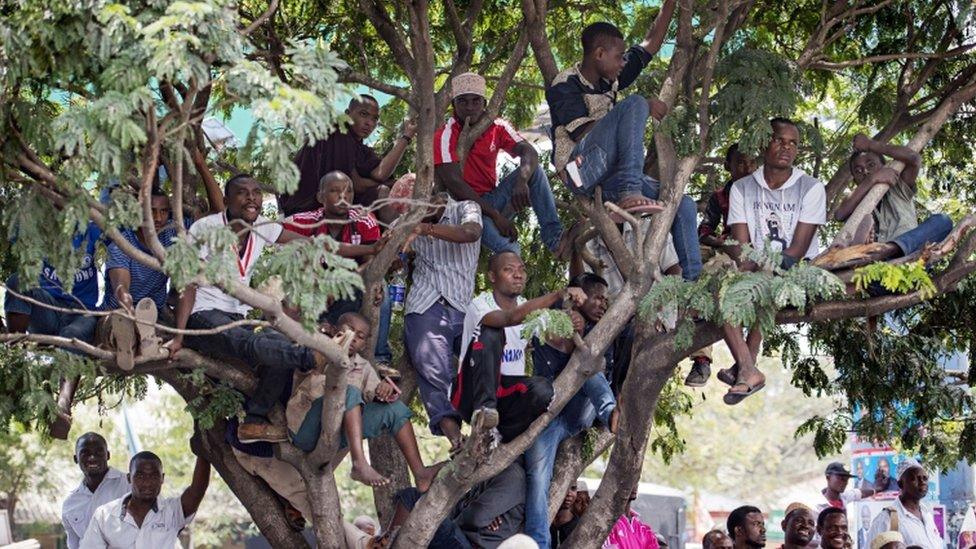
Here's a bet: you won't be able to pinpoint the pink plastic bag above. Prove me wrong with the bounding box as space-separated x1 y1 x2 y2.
603 511 661 549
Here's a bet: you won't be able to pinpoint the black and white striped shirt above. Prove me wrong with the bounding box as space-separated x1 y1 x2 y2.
405 199 483 315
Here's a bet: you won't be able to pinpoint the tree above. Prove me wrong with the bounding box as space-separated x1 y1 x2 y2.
1 0 976 547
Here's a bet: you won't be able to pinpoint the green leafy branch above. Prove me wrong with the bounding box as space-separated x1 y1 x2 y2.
521 309 574 346
851 260 938 299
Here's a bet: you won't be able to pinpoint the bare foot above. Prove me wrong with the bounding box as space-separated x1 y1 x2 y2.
608 408 620 434
414 461 447 492
350 460 390 487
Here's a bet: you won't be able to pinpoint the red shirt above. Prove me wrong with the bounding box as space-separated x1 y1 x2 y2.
284 207 381 245
433 117 524 195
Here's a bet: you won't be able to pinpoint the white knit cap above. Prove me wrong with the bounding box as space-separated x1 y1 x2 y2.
451 72 486 98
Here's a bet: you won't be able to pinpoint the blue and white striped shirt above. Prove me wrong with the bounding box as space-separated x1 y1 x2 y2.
103 225 183 310
404 199 483 315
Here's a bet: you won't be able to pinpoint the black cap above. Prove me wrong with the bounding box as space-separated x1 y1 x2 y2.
825 462 857 478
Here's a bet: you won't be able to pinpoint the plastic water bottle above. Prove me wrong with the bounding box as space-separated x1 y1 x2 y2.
389 253 407 312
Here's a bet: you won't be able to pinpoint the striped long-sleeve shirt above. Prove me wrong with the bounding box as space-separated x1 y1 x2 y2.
404 199 483 315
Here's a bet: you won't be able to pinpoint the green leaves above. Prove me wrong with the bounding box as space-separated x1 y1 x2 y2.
852 260 938 299
251 235 363 329
521 309 574 346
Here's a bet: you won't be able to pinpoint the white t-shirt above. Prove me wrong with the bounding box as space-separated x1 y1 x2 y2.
728 167 826 259
459 292 528 376
79 494 193 549
62 468 130 549
188 212 283 315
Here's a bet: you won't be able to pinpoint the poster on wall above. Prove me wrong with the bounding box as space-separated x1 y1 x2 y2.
850 449 941 503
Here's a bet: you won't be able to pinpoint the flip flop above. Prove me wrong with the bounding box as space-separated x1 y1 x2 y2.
716 363 739 386
134 298 161 358
723 380 766 406
110 313 136 371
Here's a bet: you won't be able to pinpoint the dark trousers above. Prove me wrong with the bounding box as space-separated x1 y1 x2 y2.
185 309 317 421
452 326 553 442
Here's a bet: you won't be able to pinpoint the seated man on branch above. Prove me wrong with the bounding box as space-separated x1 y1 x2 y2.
451 251 586 443
545 1 704 281
435 72 573 257
722 117 827 404
282 94 416 217
826 134 953 270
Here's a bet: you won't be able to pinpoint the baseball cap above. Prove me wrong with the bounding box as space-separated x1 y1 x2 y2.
825 462 857 478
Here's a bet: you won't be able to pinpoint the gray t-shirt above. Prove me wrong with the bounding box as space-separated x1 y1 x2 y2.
874 177 918 243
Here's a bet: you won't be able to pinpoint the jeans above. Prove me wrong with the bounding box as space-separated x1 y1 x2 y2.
567 95 702 280
524 392 598 548
3 275 96 348
890 214 953 256
403 301 464 435
642 179 703 281
481 165 564 254
374 288 393 363
185 309 318 421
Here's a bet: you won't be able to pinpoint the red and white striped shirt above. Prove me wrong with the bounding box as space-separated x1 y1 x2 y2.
433 117 524 195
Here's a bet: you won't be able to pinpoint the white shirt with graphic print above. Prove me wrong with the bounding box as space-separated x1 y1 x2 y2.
727 166 827 259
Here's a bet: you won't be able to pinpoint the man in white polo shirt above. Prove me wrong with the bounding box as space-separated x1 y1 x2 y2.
62 433 130 549
166 174 328 444
867 458 944 549
720 117 827 406
80 450 211 548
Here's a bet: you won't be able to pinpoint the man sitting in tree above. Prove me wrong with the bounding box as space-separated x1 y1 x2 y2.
435 72 572 257
451 251 585 442
282 95 416 218
167 174 329 444
523 272 619 547
722 118 826 404
545 0 704 281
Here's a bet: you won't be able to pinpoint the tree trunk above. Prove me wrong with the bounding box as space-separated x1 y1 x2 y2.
563 321 680 547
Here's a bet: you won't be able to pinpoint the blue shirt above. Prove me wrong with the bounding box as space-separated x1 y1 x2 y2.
103 225 182 310
40 223 102 309
532 317 614 381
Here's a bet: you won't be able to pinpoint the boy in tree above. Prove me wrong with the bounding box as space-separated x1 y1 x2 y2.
832 134 953 264
545 2 703 281
287 312 439 490
283 95 416 218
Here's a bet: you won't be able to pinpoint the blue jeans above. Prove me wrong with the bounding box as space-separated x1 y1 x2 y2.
568 95 702 280
890 214 953 256
3 275 96 347
524 391 599 548
481 166 564 254
373 289 393 363
403 301 464 435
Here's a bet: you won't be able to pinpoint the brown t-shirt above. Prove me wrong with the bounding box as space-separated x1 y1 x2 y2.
279 131 383 216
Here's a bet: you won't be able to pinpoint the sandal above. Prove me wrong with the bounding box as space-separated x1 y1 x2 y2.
110 313 136 371
134 298 161 358
723 379 766 406
609 196 665 223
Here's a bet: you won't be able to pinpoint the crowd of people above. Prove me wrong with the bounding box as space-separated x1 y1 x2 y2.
2 0 959 546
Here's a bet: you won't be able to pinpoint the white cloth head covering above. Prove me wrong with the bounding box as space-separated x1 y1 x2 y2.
870 530 905 549
498 534 540 548
896 457 923 481
353 515 378 532
576 479 589 493
452 72 486 98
